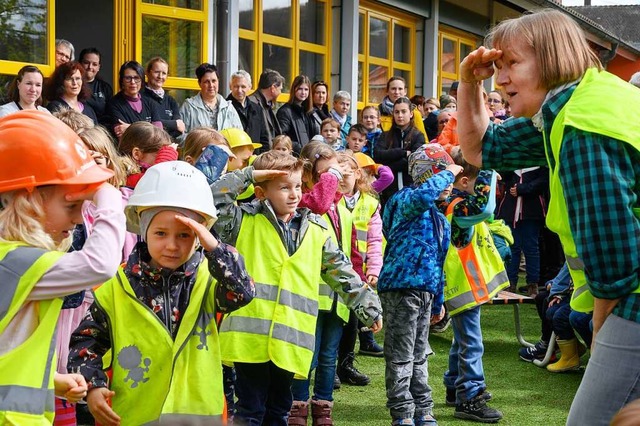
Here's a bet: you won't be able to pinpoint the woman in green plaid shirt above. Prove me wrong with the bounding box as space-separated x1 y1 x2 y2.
455 9 640 426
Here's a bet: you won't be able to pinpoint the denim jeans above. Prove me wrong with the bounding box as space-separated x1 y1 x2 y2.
534 290 553 343
567 315 640 425
234 361 295 426
443 306 486 404
507 219 542 286
569 310 593 347
545 298 574 340
291 310 344 401
381 290 435 421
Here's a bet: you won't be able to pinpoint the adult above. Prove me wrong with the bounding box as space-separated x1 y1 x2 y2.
487 90 508 120
55 39 74 67
308 80 330 136
0 65 50 117
247 69 284 147
457 10 640 426
180 62 242 138
45 61 98 124
105 61 163 139
79 47 113 124
423 97 441 141
226 70 269 153
276 74 313 155
142 57 185 140
377 76 427 139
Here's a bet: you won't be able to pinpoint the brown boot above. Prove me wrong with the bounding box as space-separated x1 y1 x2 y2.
527 283 539 296
288 400 309 426
311 399 333 426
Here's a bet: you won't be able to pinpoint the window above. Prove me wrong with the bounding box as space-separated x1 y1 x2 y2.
0 0 55 77
438 26 477 96
357 2 417 109
135 0 208 95
239 0 331 101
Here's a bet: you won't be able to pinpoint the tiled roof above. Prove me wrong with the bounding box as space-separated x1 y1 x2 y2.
568 5 640 51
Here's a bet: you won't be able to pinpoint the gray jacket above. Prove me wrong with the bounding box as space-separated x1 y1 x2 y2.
211 168 382 326
179 93 242 140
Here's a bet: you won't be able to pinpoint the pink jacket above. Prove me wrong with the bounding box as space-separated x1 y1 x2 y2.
364 205 384 278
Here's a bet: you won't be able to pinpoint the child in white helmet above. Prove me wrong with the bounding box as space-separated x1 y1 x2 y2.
0 111 126 423
68 161 255 425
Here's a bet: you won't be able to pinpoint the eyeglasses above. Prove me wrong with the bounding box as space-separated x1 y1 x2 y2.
487 98 503 104
56 50 71 61
362 115 378 120
65 76 83 84
123 75 142 83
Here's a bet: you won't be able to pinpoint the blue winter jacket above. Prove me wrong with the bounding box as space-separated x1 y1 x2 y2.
378 170 455 314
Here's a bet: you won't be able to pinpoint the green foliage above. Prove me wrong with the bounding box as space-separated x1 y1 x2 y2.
0 0 48 64
333 305 583 425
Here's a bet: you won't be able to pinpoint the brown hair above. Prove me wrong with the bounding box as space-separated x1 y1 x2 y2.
486 9 602 90
53 108 95 133
253 150 304 174
320 118 340 131
46 61 91 102
386 76 406 92
338 150 374 197
410 95 426 107
79 126 127 187
287 75 312 113
8 65 44 106
118 122 171 175
145 56 168 74
450 146 479 182
299 141 338 184
272 135 293 151
182 127 228 163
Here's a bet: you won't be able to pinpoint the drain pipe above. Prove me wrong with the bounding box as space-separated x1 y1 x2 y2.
217 0 230 89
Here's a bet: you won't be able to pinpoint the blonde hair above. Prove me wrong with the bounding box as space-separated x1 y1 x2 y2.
0 188 72 251
118 122 171 174
182 127 228 163
425 97 440 108
486 9 602 90
272 135 293 152
299 141 338 184
79 127 127 187
53 109 95 133
338 150 374 197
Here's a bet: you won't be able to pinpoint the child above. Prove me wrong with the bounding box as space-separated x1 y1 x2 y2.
360 105 383 156
374 97 426 202
321 117 344 152
118 121 178 188
271 134 293 155
378 143 462 426
330 90 352 142
68 161 255 425
211 151 382 425
346 124 368 153
0 111 125 422
182 126 235 184
220 127 262 171
354 152 394 195
438 148 506 423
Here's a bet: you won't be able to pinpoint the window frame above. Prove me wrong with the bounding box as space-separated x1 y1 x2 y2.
438 25 478 96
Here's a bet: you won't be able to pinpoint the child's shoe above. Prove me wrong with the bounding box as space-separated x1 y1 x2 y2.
337 353 370 386
311 399 333 426
358 330 384 357
518 340 555 363
414 413 438 426
547 338 581 373
454 394 503 423
446 388 492 407
391 418 415 426
430 311 451 333
288 400 309 426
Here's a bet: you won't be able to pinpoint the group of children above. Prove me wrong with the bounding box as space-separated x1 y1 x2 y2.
0 86 513 426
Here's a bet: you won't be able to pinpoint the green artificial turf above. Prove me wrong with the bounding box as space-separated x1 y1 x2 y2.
332 304 585 426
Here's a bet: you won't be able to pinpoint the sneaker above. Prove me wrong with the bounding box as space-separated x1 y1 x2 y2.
446 388 493 407
391 418 415 426
430 312 451 334
359 340 384 357
454 395 503 423
333 373 341 390
519 340 555 363
337 353 370 386
414 413 438 426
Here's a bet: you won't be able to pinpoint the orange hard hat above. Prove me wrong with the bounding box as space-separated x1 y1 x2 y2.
0 110 113 193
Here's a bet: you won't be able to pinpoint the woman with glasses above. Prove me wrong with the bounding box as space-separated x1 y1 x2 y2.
487 91 508 120
308 80 331 136
106 61 163 140
45 61 98 124
0 65 50 117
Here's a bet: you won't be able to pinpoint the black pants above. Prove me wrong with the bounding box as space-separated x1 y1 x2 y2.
338 310 359 361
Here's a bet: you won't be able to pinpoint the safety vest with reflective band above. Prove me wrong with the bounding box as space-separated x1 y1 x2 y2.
339 193 383 269
443 199 510 316
0 242 65 425
544 68 640 313
318 203 352 322
93 263 223 425
220 213 328 379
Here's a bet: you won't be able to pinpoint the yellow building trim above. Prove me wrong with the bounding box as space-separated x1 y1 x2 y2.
438 25 478 96
114 0 135 89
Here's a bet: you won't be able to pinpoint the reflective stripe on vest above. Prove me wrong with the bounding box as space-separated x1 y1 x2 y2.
443 199 509 316
340 194 379 265
157 413 223 424
545 69 640 313
221 213 327 379
0 243 65 423
94 264 224 424
318 204 352 322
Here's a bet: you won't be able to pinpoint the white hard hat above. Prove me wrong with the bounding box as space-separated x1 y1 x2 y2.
125 161 218 234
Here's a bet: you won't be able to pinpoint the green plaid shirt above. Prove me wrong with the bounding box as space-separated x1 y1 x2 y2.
482 86 640 324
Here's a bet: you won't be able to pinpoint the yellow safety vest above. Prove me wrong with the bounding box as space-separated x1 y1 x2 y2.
340 193 380 267
544 68 640 312
93 264 224 425
0 242 65 425
443 199 510 316
318 203 352 322
220 213 328 379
